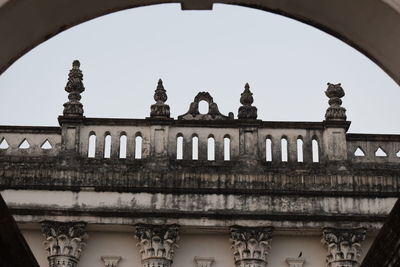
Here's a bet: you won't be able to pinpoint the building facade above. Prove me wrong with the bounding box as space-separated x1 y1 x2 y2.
1 61 399 267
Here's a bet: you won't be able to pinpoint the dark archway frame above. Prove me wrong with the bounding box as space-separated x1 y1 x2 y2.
0 0 400 84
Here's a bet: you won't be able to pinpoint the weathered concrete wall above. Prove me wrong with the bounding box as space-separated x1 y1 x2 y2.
3 189 395 230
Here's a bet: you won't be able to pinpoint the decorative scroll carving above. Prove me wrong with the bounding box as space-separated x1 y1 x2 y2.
135 224 180 267
322 227 366 267
238 83 257 119
150 79 170 118
63 60 85 117
41 221 88 267
101 256 121 267
178 92 234 120
230 226 273 267
325 83 347 121
286 257 305 267
194 257 215 267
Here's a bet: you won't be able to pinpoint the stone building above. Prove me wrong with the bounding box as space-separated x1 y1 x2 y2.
1 61 400 267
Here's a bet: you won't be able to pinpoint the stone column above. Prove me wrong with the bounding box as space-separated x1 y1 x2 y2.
135 224 180 267
41 221 88 267
230 226 273 267
322 227 366 267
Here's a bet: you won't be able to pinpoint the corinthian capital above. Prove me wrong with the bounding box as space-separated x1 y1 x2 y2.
41 221 88 267
322 227 366 267
230 226 274 267
135 224 180 267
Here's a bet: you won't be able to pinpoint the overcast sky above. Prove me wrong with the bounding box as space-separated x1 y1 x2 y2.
0 4 399 134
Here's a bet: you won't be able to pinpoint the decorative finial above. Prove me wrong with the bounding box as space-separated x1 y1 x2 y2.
150 78 170 118
238 83 257 119
63 60 85 117
325 83 346 121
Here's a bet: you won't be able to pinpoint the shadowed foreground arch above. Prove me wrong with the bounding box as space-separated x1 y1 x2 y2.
0 0 400 84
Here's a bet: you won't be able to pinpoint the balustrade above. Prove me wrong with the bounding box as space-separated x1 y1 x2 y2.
0 61 399 167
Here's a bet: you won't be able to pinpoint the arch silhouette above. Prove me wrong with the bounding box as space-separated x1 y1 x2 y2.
0 0 400 84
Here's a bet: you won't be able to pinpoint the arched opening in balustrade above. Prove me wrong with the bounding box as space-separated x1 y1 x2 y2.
18 139 30 149
297 137 304 162
135 134 143 159
312 138 319 162
41 139 52 150
266 137 272 162
104 133 112 158
88 132 96 158
224 135 231 161
354 147 365 157
375 147 388 157
192 135 199 160
176 134 183 160
281 137 288 162
0 138 9 150
119 133 127 159
199 100 209 114
208 135 215 161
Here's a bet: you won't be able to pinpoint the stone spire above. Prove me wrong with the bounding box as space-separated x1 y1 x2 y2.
150 79 170 118
230 226 273 267
63 60 85 117
238 83 257 119
41 221 88 267
135 224 180 267
322 227 366 267
325 83 347 121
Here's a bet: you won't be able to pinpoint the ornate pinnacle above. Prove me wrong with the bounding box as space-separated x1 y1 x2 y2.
150 78 170 118
154 79 168 103
63 60 85 117
325 83 347 121
238 83 257 119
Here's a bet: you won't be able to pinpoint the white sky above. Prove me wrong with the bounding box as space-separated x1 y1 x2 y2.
0 4 399 134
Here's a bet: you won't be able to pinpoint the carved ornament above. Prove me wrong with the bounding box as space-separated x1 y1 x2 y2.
135 224 180 267
41 221 88 267
63 60 85 117
322 227 366 267
178 92 234 120
230 226 273 267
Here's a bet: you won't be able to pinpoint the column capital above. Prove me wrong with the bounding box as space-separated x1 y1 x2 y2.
322 227 366 267
101 256 121 267
194 257 215 267
41 221 88 267
286 257 305 267
230 226 273 267
135 224 180 267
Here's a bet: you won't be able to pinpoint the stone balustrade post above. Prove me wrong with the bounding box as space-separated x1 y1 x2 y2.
41 221 88 267
230 226 273 267
322 83 350 161
322 227 366 267
135 224 180 267
58 60 85 156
